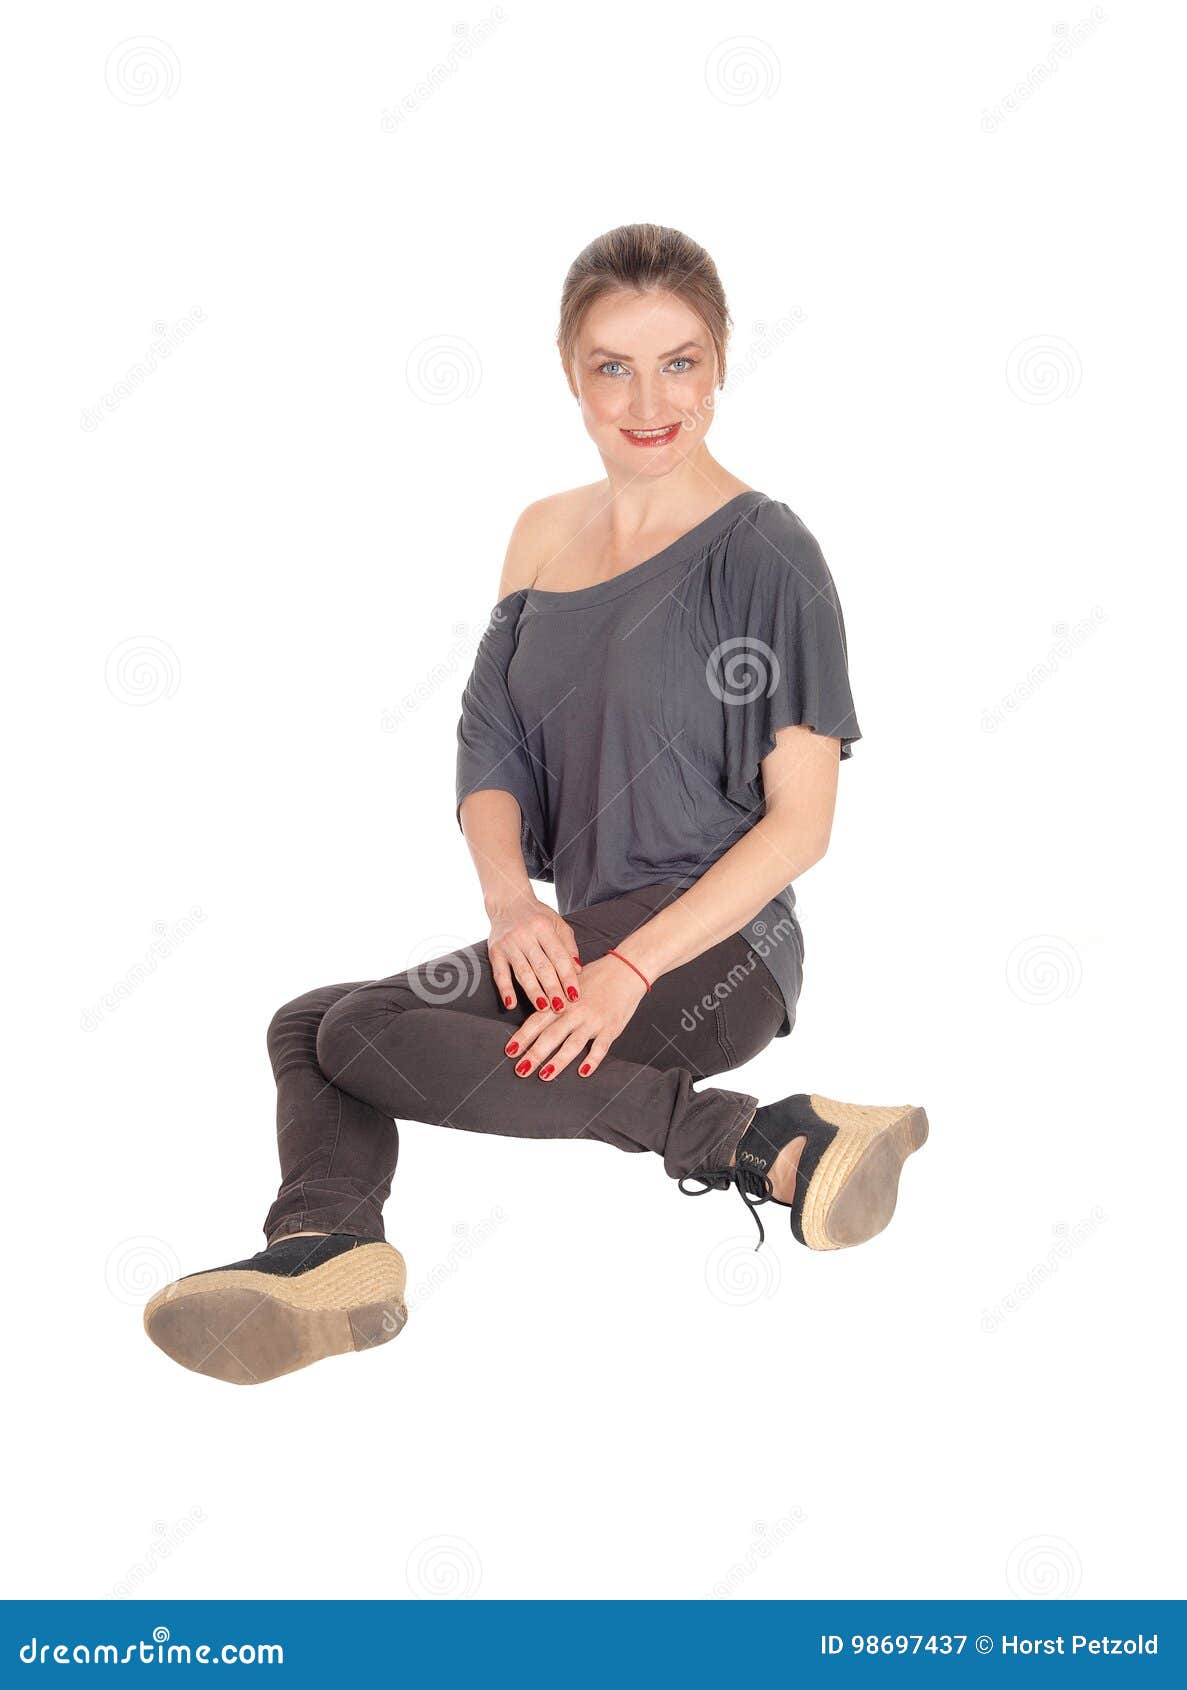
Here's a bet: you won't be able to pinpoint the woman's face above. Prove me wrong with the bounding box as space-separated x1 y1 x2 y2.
568 289 719 478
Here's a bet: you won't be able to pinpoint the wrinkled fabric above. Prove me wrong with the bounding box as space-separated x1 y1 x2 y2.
262 884 787 1239
455 491 862 1038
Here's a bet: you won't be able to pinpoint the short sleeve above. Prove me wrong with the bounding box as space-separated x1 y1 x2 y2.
455 593 554 882
715 500 862 808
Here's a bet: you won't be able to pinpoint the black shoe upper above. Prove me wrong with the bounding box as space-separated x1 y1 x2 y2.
678 1093 839 1248
184 1233 366 1281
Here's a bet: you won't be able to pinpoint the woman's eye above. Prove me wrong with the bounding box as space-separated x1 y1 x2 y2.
596 357 697 376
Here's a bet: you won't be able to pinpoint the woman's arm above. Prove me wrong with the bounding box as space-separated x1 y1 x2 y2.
457 497 552 914
609 722 840 983
497 724 838 1082
457 787 537 915
615 501 857 987
456 503 582 1012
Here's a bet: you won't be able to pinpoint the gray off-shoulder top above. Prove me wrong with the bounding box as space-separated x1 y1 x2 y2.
455 490 862 1039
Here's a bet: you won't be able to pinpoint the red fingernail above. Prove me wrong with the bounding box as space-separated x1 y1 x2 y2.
579 1062 591 1075
535 997 547 1010
573 955 582 968
540 1063 554 1079
550 996 564 1011
505 1042 519 1055
567 985 579 1000
504 994 514 1006
516 1058 531 1075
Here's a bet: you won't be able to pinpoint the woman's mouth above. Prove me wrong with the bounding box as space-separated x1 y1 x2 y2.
620 423 682 449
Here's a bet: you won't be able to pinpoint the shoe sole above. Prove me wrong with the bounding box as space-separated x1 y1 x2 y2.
143 1242 407 1384
798 1096 929 1250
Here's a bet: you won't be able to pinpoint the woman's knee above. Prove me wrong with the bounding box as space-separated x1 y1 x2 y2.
266 985 350 1070
314 985 419 1082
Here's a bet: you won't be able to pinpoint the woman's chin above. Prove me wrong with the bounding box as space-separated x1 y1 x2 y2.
603 437 696 474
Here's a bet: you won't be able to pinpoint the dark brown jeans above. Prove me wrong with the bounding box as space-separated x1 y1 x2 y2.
262 882 791 1243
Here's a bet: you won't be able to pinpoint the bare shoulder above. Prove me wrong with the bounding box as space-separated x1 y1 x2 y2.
497 484 604 598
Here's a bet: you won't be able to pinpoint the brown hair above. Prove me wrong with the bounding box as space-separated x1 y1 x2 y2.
556 223 732 395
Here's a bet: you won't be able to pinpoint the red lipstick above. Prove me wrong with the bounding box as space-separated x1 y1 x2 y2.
620 423 681 449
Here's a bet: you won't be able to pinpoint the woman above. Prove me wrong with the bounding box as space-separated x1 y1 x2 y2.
144 223 927 1385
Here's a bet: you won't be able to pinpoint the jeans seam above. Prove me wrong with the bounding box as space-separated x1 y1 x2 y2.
323 1092 344 1180
704 1094 759 1170
712 1000 738 1068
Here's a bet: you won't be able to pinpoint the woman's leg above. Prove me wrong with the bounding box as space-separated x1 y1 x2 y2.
261 882 787 1246
262 982 400 1245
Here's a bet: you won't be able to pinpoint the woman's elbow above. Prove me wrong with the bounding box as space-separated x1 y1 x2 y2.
765 809 832 868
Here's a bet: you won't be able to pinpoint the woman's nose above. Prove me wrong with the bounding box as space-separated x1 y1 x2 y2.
628 377 663 422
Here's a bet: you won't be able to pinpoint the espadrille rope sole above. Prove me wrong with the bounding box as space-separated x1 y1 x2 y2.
143 1243 407 1385
798 1095 928 1250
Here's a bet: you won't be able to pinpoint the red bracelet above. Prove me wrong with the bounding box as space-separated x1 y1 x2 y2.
607 948 651 992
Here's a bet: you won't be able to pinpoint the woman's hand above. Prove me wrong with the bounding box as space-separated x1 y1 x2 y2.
501 953 648 1081
488 893 582 1013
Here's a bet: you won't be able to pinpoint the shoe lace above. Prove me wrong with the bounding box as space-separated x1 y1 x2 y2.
678 1163 774 1249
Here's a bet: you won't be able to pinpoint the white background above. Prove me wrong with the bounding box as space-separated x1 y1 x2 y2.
3 0 1184 1602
